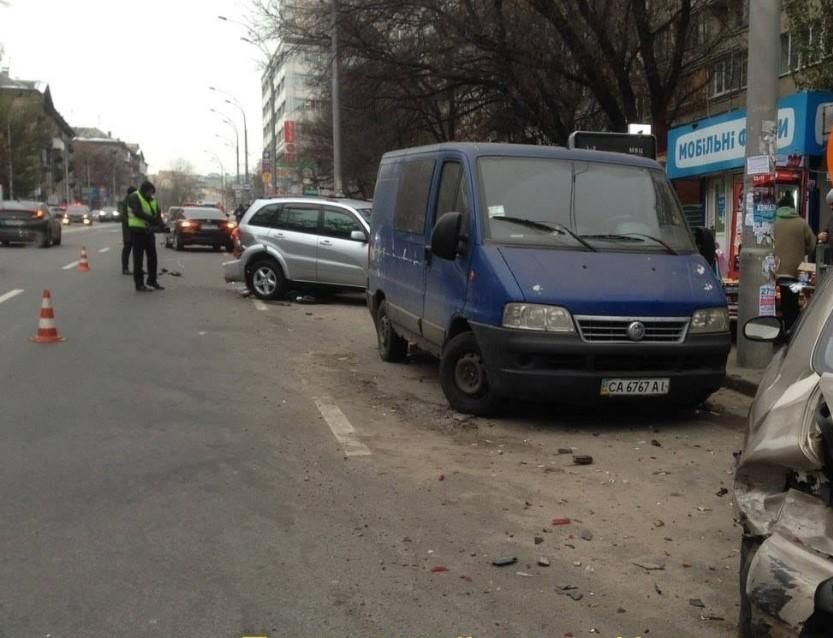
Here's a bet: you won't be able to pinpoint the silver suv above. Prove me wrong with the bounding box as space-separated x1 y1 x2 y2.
223 197 372 300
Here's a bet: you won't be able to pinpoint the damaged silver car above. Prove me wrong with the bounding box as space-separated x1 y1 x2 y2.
735 274 833 637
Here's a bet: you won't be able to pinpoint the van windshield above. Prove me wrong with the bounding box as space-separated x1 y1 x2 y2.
478 157 695 252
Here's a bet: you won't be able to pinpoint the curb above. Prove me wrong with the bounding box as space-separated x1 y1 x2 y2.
723 374 759 398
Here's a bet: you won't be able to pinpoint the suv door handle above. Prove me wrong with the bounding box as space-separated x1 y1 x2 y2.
273 232 285 238
319 240 333 246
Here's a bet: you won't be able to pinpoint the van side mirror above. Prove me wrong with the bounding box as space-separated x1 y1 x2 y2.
350 230 368 243
743 316 783 342
431 211 463 260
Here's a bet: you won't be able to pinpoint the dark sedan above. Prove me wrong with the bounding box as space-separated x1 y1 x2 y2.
165 207 236 251
0 200 62 247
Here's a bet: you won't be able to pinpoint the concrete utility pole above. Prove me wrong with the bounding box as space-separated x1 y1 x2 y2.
737 0 781 368
331 0 344 196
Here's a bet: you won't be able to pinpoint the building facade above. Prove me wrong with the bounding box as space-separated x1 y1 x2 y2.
261 44 319 195
0 72 75 204
666 4 830 278
72 128 147 208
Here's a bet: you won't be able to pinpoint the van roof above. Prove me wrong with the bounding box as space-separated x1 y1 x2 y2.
380 142 660 170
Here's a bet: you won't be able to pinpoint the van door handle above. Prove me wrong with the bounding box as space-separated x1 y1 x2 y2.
320 240 333 246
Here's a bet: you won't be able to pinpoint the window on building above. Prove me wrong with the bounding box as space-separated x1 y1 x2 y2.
790 29 804 70
780 32 791 75
733 49 748 89
710 55 731 97
688 11 709 49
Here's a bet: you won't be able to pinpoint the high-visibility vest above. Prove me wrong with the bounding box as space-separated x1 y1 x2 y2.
128 192 159 229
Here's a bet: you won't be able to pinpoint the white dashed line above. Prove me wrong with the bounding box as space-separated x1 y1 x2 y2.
98 247 111 253
61 260 80 270
314 397 372 457
253 300 268 311
0 289 24 305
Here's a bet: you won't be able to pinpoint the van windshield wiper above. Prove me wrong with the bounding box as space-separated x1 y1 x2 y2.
581 233 678 255
492 216 596 252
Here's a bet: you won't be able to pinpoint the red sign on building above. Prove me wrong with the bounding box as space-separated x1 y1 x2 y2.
284 121 296 144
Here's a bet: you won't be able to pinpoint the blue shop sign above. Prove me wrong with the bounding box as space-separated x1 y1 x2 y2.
666 91 833 179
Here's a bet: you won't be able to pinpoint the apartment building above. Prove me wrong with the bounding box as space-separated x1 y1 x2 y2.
261 43 320 195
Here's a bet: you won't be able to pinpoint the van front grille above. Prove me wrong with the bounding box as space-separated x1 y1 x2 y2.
575 316 689 344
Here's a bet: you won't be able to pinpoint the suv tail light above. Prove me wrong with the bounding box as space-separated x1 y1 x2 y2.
231 227 242 258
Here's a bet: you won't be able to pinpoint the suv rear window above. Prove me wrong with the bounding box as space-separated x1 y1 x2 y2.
248 204 282 227
394 159 435 234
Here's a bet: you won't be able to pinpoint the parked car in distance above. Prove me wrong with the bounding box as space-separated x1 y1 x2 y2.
223 197 372 300
63 204 92 225
165 206 236 251
0 200 63 247
162 206 183 224
735 278 833 637
366 142 730 415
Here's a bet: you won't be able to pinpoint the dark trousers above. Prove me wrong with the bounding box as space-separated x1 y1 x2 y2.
777 279 801 334
131 229 158 288
121 225 132 272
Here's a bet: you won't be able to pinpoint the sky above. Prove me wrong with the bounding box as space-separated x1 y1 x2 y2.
0 0 268 176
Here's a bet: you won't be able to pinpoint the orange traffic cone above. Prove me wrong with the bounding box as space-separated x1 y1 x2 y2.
78 247 90 272
31 290 65 343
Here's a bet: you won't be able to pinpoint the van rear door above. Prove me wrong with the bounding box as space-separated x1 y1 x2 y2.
422 156 473 346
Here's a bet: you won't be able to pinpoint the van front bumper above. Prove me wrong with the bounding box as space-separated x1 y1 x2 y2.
471 322 729 402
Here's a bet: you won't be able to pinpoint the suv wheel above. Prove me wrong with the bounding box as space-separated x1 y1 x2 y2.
439 331 500 416
247 258 286 300
376 300 407 362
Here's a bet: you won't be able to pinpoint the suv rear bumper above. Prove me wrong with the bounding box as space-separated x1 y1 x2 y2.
223 258 243 283
471 322 729 403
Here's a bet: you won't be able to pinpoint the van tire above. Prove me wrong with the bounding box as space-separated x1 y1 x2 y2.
440 331 500 416
376 300 407 362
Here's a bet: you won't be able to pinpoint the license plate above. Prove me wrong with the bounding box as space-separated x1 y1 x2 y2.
5 220 25 226
601 378 669 396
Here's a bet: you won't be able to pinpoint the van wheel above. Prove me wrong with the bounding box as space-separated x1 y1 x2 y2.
376 300 407 362
440 332 500 416
247 258 286 301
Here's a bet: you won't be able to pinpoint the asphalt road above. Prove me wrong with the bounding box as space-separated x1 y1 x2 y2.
0 225 749 637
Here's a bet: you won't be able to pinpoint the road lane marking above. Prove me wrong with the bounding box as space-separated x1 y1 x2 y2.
98 247 111 253
253 300 268 311
0 289 24 305
314 397 372 457
61 260 80 270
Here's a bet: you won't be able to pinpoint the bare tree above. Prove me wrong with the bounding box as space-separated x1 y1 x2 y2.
156 159 200 209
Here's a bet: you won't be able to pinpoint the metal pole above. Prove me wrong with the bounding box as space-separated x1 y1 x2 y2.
331 0 343 196
737 0 781 368
63 144 69 204
242 110 249 192
271 64 278 196
7 111 13 200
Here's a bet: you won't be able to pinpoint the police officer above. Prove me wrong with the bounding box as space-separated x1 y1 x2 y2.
118 186 137 275
127 181 164 292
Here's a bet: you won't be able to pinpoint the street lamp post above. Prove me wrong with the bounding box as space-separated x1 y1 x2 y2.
209 87 248 192
210 109 240 185
204 150 227 211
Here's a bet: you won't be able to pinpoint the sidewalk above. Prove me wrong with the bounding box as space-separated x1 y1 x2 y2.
724 346 765 397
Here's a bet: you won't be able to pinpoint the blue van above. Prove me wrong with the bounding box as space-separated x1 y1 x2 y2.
367 143 730 415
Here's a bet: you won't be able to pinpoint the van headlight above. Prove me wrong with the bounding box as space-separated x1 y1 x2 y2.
690 307 729 333
502 303 575 333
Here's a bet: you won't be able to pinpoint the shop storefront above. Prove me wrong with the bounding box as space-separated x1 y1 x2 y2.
667 91 833 279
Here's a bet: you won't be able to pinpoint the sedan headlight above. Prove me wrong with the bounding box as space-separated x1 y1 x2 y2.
690 307 729 334
502 303 575 333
